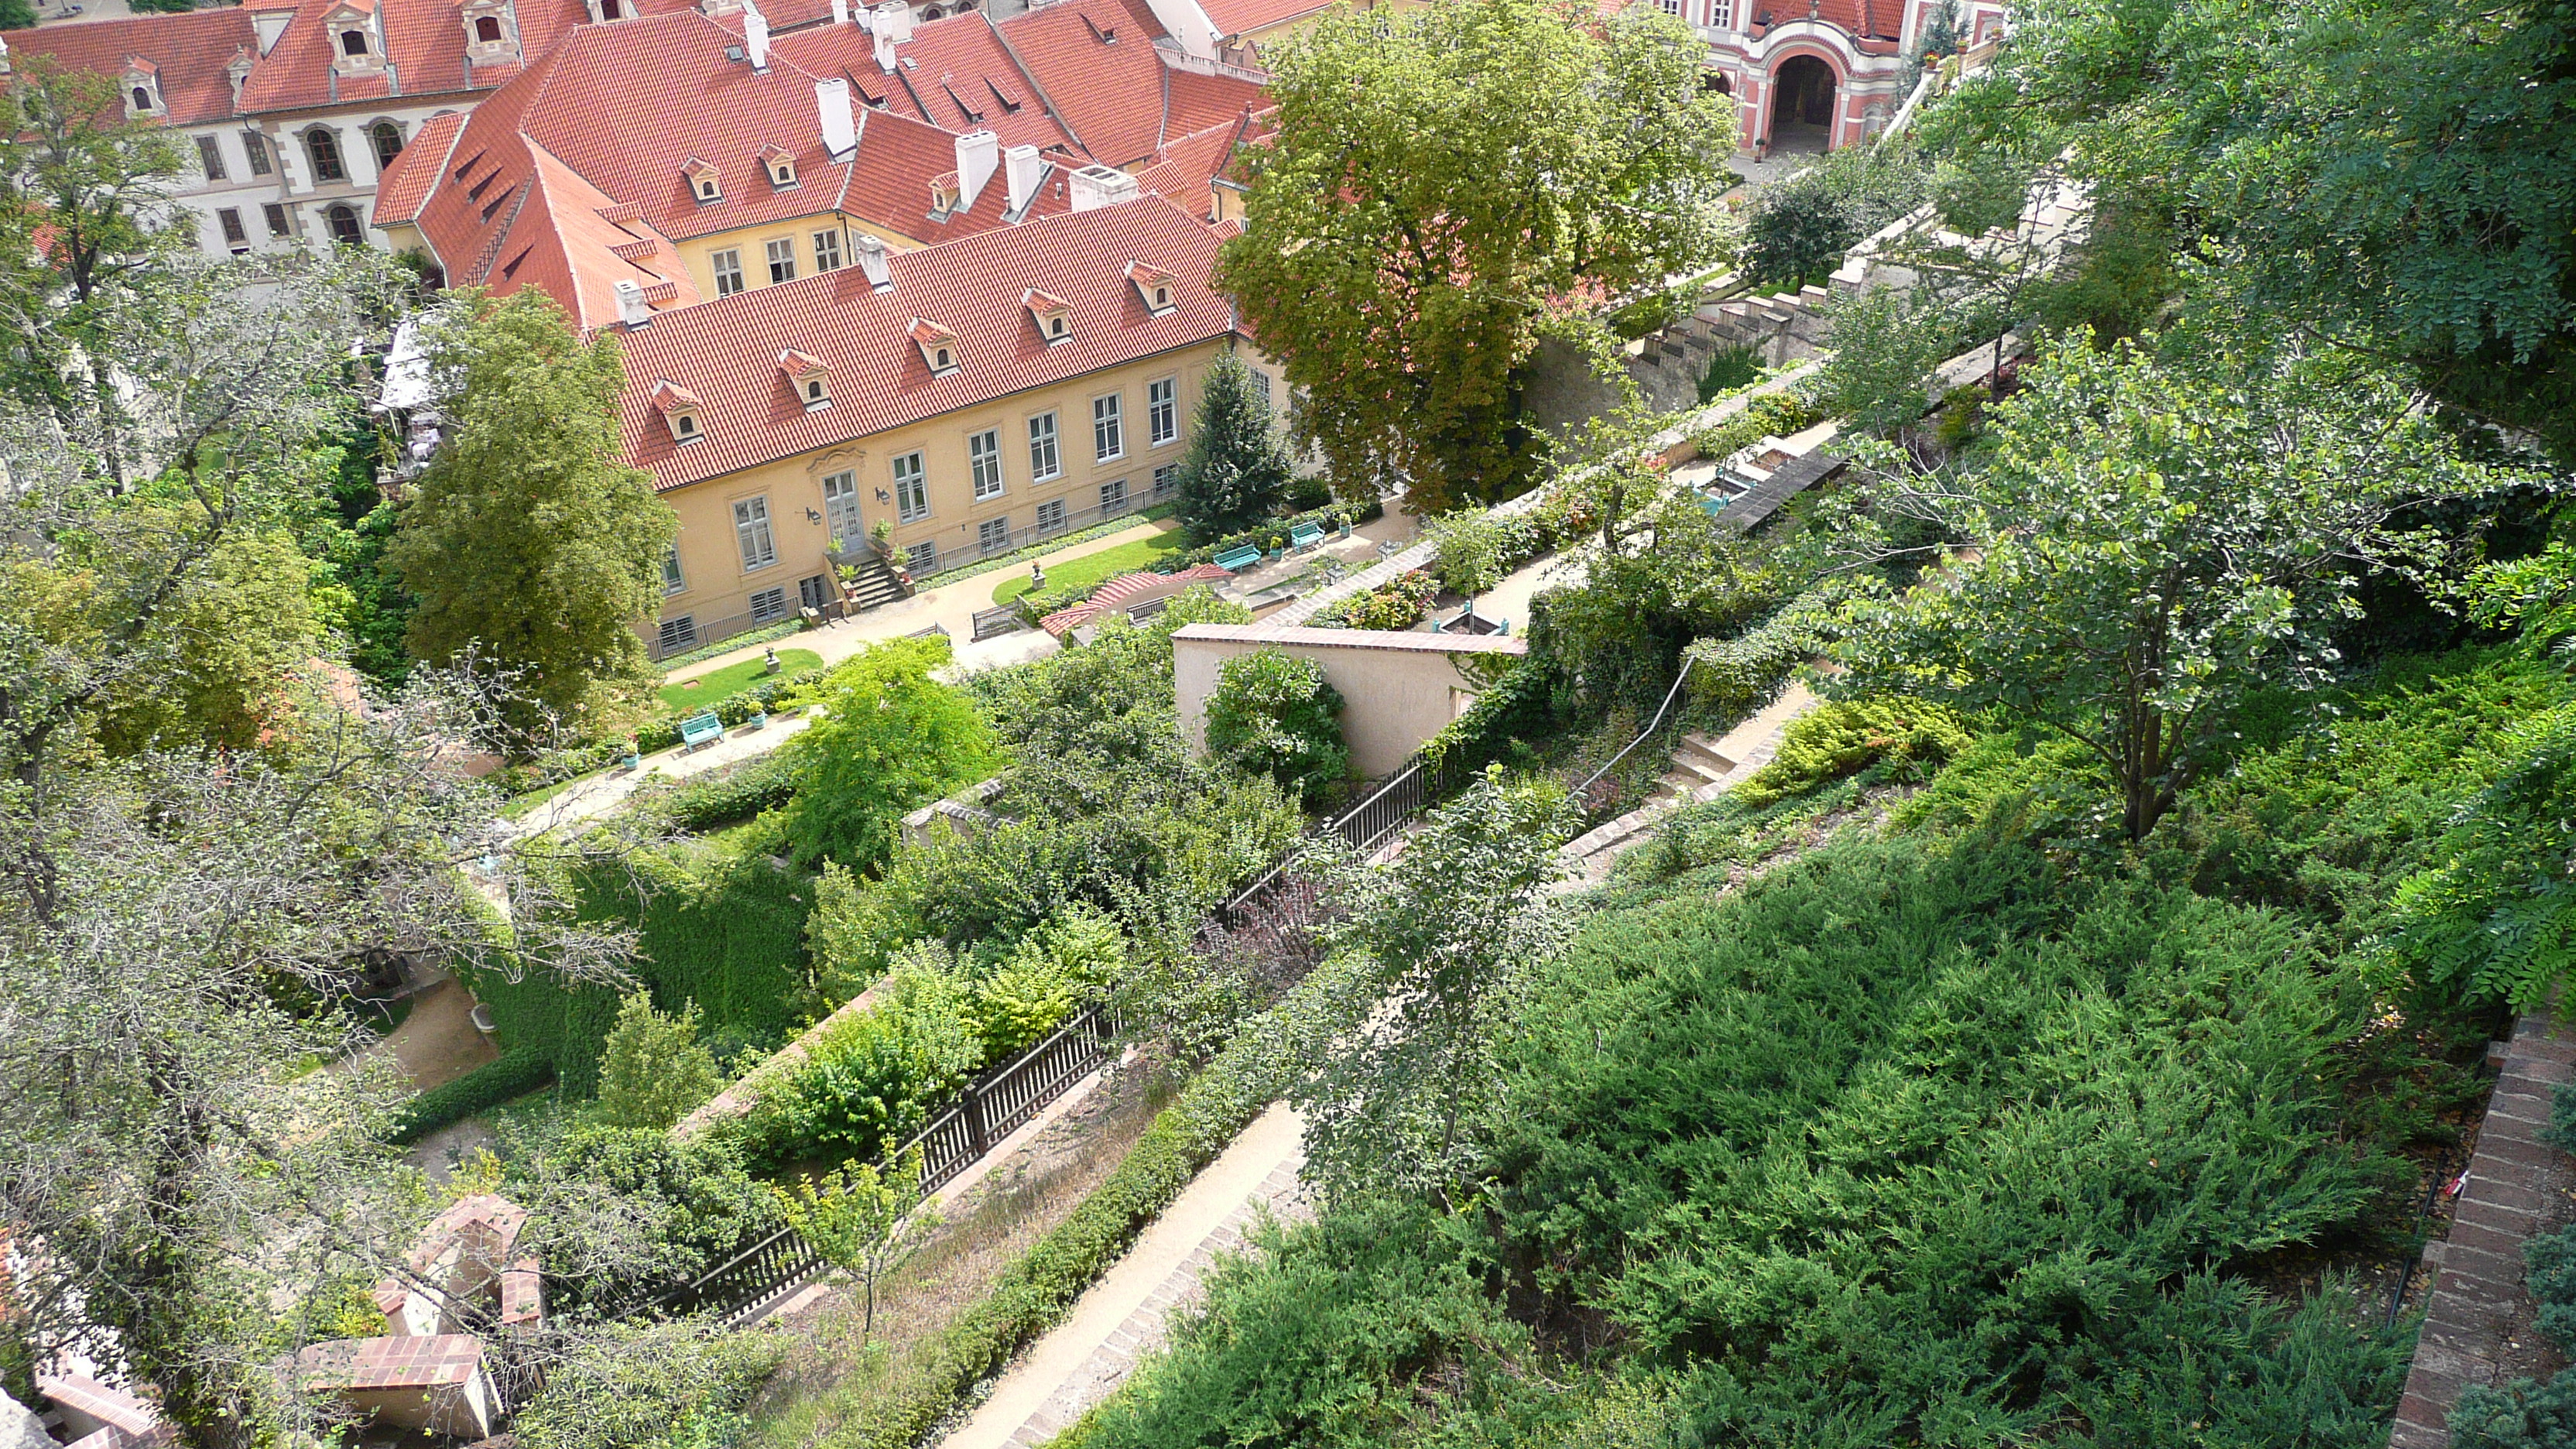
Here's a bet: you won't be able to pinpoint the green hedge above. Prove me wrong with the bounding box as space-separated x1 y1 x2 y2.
822 956 1356 1449
389 1048 556 1144
653 752 803 832
496 667 830 798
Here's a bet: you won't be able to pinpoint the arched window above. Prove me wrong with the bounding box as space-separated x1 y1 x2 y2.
131 87 152 111
325 204 364 247
339 28 369 56
474 15 502 41
370 122 404 170
306 128 346 183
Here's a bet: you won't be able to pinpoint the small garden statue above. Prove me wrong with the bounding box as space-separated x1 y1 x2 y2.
1030 561 1046 591
763 646 782 675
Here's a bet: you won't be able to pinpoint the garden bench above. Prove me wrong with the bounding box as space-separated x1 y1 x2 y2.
679 711 724 749
1288 521 1325 551
1212 544 1263 571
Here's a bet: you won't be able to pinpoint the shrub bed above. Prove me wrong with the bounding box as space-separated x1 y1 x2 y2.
388 1047 555 1144
1308 570 1437 630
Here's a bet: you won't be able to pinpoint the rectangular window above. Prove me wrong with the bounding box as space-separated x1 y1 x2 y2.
892 452 929 522
968 428 1004 500
1152 462 1179 498
1250 368 1273 409
263 203 292 237
765 237 796 285
1147 376 1177 447
820 470 863 547
978 516 1009 554
661 547 686 594
197 135 228 180
217 208 248 246
904 540 938 575
242 130 272 176
1092 393 1123 462
657 615 697 653
1036 498 1067 535
733 495 776 571
711 248 745 296
1027 413 1060 481
1099 478 1129 516
748 585 789 622
811 229 843 272
1656 0 1680 15
1709 0 1731 24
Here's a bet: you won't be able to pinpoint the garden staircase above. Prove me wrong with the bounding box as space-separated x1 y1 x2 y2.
840 553 906 614
1652 731 1742 807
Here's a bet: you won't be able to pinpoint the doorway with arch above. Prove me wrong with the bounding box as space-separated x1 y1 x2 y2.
1766 53 1837 152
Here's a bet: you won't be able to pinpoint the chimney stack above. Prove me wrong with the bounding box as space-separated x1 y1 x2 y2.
613 279 651 327
1067 164 1138 213
872 24 896 70
742 0 769 68
1004 143 1043 216
871 1 912 43
852 233 892 290
954 130 999 211
817 77 858 158
829 0 847 21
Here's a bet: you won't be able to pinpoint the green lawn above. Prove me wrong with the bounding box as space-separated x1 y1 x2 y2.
659 648 823 715
990 536 1180 607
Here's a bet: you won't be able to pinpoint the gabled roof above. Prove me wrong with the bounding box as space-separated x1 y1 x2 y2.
234 0 694 114
372 108 467 224
1195 0 1334 39
1131 105 1268 219
992 0 1176 167
771 11 1074 156
614 195 1235 492
1158 63 1266 147
3 9 257 127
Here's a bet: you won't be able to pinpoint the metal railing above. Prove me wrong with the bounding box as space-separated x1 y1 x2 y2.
657 1220 824 1322
1218 744 1471 927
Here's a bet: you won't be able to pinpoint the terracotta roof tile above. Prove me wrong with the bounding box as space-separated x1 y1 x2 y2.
1158 63 1265 146
769 13 1075 157
1197 0 1334 38
3 9 258 127
371 108 465 224
993 0 1173 166
1131 106 1266 218
235 0 697 115
294 1334 485 1392
615 194 1234 492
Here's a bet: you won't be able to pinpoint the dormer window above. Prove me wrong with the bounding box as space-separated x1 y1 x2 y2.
1126 260 1178 315
131 86 153 111
686 158 721 202
122 60 163 118
779 349 830 409
909 319 960 376
762 146 796 189
1024 288 1072 344
341 28 370 55
651 379 706 443
930 174 958 214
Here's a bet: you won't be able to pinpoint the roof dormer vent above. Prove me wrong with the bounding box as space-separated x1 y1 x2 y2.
1126 259 1178 315
909 318 959 375
1024 288 1073 344
684 156 721 202
650 379 705 442
779 348 831 409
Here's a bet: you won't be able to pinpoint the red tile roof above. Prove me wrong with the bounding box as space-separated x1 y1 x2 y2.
614 194 1235 492
772 12 1074 156
294 1334 485 1392
1131 105 1266 218
1157 63 1266 146
1196 0 1333 39
3 9 257 127
234 0 695 115
371 108 466 224
993 0 1174 166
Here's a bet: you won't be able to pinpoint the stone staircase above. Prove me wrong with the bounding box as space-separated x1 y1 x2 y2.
839 553 907 613
1653 730 1742 806
1625 285 1838 412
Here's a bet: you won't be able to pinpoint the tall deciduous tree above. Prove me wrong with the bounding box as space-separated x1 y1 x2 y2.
386 289 676 746
1832 330 2526 841
1218 0 1733 512
777 635 993 872
590 993 724 1130
1173 353 1296 542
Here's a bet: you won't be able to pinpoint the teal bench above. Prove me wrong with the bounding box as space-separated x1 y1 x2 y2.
679 711 724 748
1212 544 1263 571
1288 521 1324 550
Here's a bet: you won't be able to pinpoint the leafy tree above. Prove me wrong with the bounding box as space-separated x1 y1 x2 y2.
512 1322 783 1449
773 1148 940 1335
385 289 676 747
1204 646 1348 805
1738 142 1930 289
591 992 724 1130
1174 354 1297 542
776 635 992 872
0 57 190 481
0 0 37 32
509 1124 782 1314
1422 509 1536 598
1219 0 1734 512
1833 330 2523 841
967 587 1250 763
1293 768 1577 1204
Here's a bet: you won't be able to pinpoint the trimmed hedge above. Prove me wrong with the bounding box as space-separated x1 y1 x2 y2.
389 1047 555 1144
822 955 1359 1449
653 752 803 832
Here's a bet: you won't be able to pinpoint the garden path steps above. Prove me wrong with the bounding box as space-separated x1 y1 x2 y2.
1560 683 1818 886
2389 1008 2576 1447
932 1103 1313 1449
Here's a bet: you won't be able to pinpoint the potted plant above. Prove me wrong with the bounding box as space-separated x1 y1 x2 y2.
619 736 641 771
869 518 897 557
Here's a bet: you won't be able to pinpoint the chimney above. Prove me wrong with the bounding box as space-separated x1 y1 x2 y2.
830 0 848 22
871 1 913 43
852 233 892 290
742 0 769 68
1004 143 1043 215
817 77 858 158
954 130 999 211
614 279 651 327
873 24 897 71
252 7 292 53
1067 164 1138 213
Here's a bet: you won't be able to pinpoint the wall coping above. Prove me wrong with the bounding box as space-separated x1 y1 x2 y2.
1170 624 1529 656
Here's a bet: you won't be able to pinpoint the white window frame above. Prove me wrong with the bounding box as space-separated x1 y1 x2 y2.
1147 376 1177 447
749 585 790 622
765 236 796 285
968 428 1005 500
658 615 697 653
820 470 863 546
892 451 930 522
811 229 843 272
1099 478 1128 516
733 495 777 572
904 540 938 574
711 248 745 296
1027 412 1060 481
1092 392 1124 462
1152 462 1179 498
1249 368 1273 409
662 546 687 595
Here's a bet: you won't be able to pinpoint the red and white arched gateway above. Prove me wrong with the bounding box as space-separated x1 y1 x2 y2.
1656 0 2006 155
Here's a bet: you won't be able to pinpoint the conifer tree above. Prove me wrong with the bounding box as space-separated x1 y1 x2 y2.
1174 352 1297 542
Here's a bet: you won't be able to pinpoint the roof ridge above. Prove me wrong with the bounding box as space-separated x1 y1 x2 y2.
987 9 1086 159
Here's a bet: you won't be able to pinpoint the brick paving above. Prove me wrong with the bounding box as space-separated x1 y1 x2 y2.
2390 1011 2576 1448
